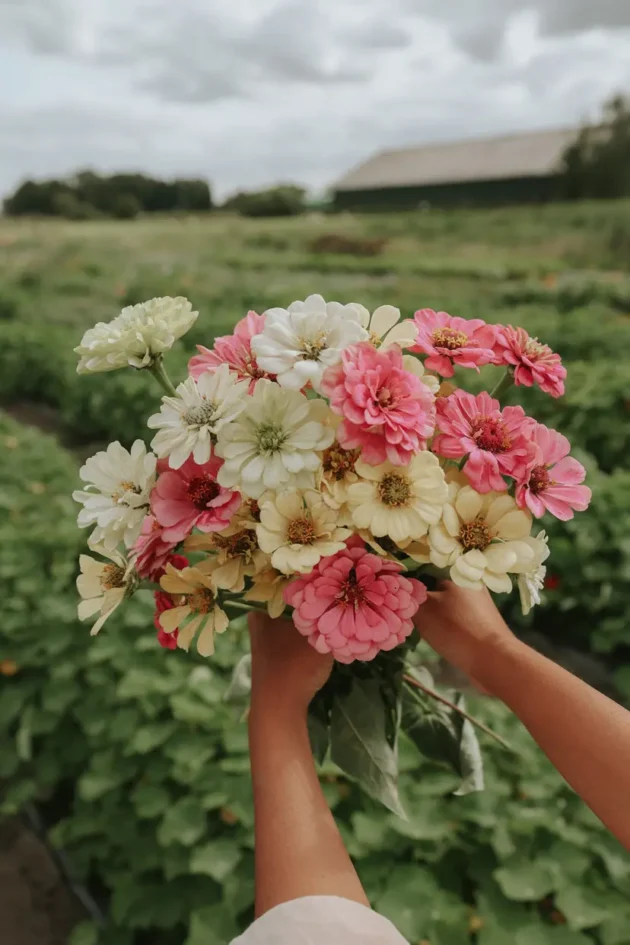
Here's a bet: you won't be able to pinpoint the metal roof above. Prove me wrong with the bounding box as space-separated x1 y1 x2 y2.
334 128 577 192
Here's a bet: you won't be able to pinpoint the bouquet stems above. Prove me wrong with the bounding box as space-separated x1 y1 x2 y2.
148 357 177 396
490 368 514 401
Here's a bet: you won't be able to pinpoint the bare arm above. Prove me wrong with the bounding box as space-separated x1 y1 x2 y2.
248 613 369 918
417 584 630 850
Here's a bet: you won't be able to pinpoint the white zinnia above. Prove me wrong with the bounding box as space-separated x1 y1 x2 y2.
251 293 368 392
256 489 352 574
77 546 137 635
148 363 249 469
347 453 448 543
215 379 334 499
75 297 198 373
73 440 156 552
352 303 418 349
429 484 535 593
513 531 550 616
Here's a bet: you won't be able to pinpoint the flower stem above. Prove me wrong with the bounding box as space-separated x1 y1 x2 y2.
223 599 268 616
490 369 514 402
148 357 177 396
403 672 513 751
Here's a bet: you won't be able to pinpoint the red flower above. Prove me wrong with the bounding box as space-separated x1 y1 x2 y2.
153 554 188 650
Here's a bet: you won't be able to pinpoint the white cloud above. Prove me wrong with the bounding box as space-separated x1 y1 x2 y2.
0 0 628 199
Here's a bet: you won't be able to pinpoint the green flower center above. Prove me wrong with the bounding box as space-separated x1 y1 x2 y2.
183 400 217 428
256 422 288 454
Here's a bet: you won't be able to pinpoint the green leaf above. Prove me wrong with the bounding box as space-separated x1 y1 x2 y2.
555 885 615 931
125 721 177 755
307 711 330 765
185 905 238 945
68 921 99 945
330 677 404 816
402 677 484 795
157 797 207 847
131 784 170 819
494 859 558 901
190 839 242 883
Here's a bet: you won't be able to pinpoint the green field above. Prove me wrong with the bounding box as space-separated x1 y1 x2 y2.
1 204 630 944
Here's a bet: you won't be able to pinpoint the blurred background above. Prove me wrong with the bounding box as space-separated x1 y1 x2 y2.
1 2 630 944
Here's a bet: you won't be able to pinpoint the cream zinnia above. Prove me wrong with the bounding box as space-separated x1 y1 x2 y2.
251 294 368 392
77 547 137 635
256 490 352 574
75 297 198 373
215 379 334 499
148 363 249 469
73 440 156 552
158 561 229 656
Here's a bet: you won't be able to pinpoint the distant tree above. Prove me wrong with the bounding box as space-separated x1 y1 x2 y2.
111 193 142 220
561 94 630 199
175 179 213 212
52 192 100 220
223 185 306 217
4 179 72 216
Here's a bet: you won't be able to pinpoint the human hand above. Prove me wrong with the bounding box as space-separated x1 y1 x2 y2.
248 612 334 716
414 582 521 692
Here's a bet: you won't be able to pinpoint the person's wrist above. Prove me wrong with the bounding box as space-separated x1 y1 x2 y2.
470 632 528 697
250 682 311 726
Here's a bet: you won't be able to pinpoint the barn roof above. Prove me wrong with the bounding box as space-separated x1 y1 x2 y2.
334 128 577 192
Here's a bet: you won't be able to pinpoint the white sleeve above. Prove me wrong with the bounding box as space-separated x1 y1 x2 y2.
230 896 408 945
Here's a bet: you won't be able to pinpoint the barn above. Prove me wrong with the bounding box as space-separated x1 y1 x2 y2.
333 128 577 211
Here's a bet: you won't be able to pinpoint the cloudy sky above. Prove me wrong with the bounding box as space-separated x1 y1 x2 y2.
1 0 630 199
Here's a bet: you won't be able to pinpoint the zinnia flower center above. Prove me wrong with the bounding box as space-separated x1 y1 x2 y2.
183 400 218 428
256 422 288 453
188 587 215 614
337 567 366 606
287 517 316 545
524 337 549 360
323 444 359 481
378 472 412 507
113 480 143 503
214 528 258 559
431 327 468 350
529 464 551 494
300 333 328 361
101 563 127 590
187 476 221 510
459 516 492 552
245 499 261 521
471 416 512 453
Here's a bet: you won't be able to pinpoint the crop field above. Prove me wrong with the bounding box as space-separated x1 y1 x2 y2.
0 202 629 944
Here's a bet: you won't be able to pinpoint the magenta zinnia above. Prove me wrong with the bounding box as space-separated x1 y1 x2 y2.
284 539 427 664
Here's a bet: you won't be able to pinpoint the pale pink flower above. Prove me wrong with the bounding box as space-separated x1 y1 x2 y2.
516 424 591 521
411 309 497 378
320 342 436 466
133 515 180 579
432 389 537 493
152 453 241 543
285 539 427 664
493 326 566 397
188 311 274 392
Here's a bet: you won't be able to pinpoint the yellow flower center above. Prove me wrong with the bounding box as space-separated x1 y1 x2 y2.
323 444 359 481
524 337 549 360
377 472 412 507
287 517 316 545
188 587 216 614
300 332 328 361
431 327 468 350
112 480 142 503
214 528 259 560
101 563 127 590
459 516 492 552
183 400 217 427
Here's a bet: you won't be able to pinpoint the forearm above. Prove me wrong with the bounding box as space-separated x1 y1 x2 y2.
249 693 369 917
479 639 630 850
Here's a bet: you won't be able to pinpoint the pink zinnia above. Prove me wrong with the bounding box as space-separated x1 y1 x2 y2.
320 342 436 466
411 309 497 378
152 453 240 543
285 540 427 664
188 310 274 392
493 326 566 397
516 424 591 521
133 515 180 579
432 389 537 493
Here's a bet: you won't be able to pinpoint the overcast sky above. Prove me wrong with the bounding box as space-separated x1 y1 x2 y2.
1 0 630 199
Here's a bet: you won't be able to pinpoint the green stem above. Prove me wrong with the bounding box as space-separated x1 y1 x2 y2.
403 673 513 751
136 580 159 592
490 368 514 402
148 357 177 397
223 599 268 616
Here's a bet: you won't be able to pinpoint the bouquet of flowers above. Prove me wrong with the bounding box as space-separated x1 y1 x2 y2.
72 295 591 811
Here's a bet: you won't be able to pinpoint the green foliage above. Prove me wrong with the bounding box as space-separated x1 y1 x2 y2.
3 170 213 218
0 204 629 942
223 185 307 217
